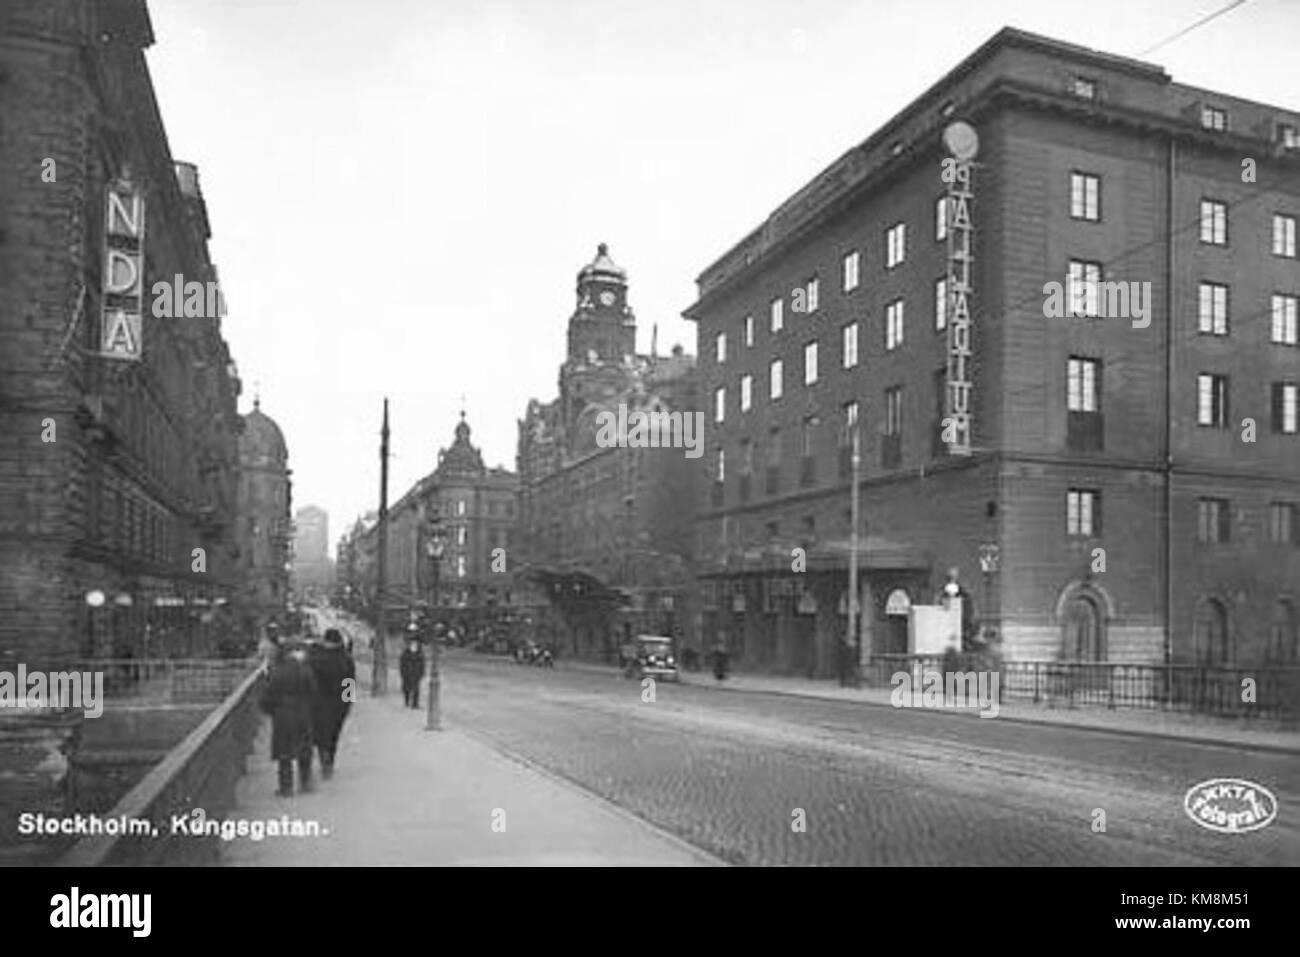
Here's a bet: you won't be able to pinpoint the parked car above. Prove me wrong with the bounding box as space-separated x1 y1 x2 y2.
623 635 679 682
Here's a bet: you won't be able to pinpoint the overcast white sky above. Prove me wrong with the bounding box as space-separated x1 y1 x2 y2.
144 0 1300 552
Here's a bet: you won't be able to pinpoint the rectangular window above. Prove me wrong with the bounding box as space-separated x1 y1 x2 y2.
1068 260 1102 317
1197 282 1229 335
804 341 819 386
1201 105 1227 131
1282 124 1300 150
1274 382 1299 434
769 358 783 400
1272 294 1298 345
770 297 784 333
884 386 903 436
1273 214 1297 258
843 251 860 292
935 277 947 331
744 314 754 347
715 331 727 363
806 277 820 313
768 427 782 466
801 415 817 457
885 299 904 351
1067 357 1099 413
1071 76 1096 100
886 222 906 268
935 196 949 241
1197 373 1229 428
1066 489 1099 537
715 447 725 482
1070 172 1100 221
843 399 859 439
1270 502 1297 544
740 439 753 475
714 385 726 424
740 373 753 412
1200 199 1227 245
1197 498 1230 543
842 322 858 369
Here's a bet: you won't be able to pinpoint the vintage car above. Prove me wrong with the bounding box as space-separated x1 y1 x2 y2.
622 634 679 682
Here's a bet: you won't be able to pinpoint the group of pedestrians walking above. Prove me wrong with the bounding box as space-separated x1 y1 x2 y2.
259 625 356 797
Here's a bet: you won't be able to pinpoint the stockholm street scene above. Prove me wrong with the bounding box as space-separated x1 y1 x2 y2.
1 0 1299 876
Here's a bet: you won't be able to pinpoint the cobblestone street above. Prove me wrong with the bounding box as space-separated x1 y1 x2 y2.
440 652 1298 866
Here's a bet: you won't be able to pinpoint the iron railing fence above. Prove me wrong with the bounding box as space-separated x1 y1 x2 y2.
56 658 260 705
864 654 1300 721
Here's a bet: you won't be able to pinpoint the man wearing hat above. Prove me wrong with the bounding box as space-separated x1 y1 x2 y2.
306 629 356 779
398 623 425 709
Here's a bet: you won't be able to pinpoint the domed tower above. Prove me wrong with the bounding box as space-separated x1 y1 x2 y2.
566 243 635 366
237 397 292 630
560 244 638 450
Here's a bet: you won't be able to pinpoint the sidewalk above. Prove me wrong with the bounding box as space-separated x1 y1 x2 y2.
222 649 718 866
545 657 1300 754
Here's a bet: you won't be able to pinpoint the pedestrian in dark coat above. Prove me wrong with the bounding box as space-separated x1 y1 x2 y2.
399 639 424 708
260 643 319 796
306 629 356 779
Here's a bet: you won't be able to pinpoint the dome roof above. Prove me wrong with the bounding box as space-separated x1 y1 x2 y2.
578 243 627 285
436 412 486 478
241 399 288 461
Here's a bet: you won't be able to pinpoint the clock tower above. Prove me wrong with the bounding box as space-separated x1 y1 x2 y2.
566 243 635 366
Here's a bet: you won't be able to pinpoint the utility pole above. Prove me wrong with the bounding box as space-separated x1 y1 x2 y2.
846 425 861 687
373 398 390 694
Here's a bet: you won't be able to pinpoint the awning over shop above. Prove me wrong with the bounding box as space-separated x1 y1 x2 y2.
700 535 929 578
526 566 631 605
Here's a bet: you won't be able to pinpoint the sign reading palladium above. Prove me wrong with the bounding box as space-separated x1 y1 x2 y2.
943 122 977 456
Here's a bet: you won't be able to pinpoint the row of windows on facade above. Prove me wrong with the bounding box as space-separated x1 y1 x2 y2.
1063 491 1298 547
711 180 1298 364
1065 74 1300 149
712 336 1298 437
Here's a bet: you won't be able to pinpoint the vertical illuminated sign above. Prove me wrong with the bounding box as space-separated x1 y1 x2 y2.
942 122 978 456
102 179 145 360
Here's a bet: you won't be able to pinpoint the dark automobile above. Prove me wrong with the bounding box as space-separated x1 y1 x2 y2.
622 635 679 682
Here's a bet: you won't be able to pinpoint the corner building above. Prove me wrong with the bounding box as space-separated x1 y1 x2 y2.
685 27 1300 678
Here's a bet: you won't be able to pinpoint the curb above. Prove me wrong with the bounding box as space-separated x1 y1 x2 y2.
455 725 728 867
515 656 1300 757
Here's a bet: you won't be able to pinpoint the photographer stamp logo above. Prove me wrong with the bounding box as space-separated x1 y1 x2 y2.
1183 778 1277 834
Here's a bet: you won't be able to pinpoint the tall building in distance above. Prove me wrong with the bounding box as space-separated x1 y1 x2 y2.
347 413 518 629
236 399 292 635
685 27 1300 678
516 245 701 660
0 0 245 667
291 505 333 601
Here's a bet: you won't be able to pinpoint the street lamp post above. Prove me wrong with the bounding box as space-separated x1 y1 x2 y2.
423 508 447 731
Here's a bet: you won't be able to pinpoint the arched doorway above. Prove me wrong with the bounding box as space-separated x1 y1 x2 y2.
1061 594 1105 661
1193 597 1231 664
1269 599 1298 663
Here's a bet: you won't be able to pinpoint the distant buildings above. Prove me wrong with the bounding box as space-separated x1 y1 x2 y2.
516 245 701 660
344 414 518 629
236 400 292 635
0 0 245 667
291 505 333 600
684 27 1300 677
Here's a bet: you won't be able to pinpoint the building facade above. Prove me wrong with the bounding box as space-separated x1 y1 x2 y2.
235 400 292 636
291 504 333 600
516 245 701 660
0 0 246 667
348 415 518 629
685 28 1300 678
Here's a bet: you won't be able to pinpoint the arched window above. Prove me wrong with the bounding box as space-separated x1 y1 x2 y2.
1193 598 1231 664
1062 594 1105 661
1269 600 1298 663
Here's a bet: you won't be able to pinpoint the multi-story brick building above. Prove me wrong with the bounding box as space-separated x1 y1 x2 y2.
517 245 701 660
235 400 292 635
0 0 246 667
685 27 1300 679
348 414 518 629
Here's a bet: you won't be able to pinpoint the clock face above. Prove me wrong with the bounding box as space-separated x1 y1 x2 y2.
599 290 616 306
